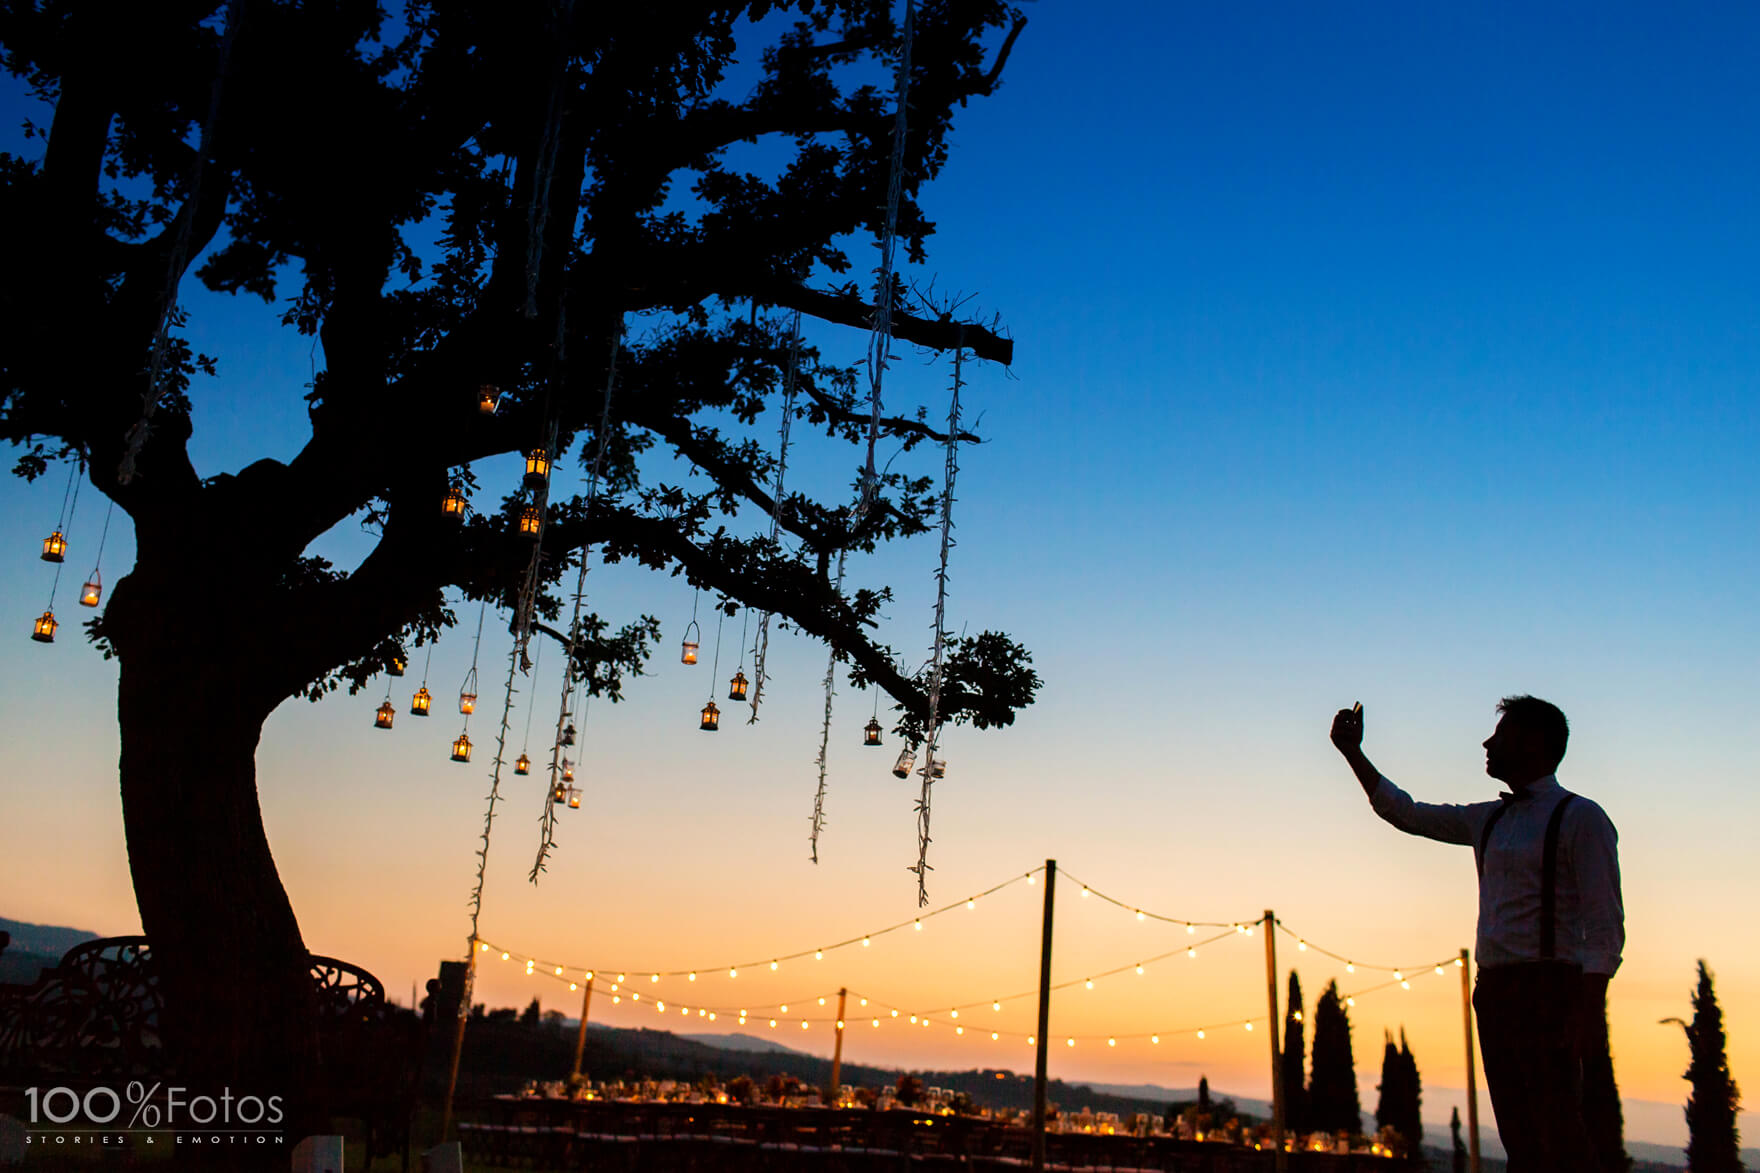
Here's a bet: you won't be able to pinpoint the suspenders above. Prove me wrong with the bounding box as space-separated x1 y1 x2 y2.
1475 792 1578 961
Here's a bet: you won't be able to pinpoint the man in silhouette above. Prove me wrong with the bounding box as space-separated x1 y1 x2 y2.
1330 696 1623 1173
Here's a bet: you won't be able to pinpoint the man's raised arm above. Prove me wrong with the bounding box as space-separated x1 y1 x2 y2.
1331 704 1479 846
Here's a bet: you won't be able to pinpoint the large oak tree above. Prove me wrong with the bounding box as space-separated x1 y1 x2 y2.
0 0 1036 1142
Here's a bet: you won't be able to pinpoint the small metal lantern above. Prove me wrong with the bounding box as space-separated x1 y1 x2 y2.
515 753 531 775
927 758 947 779
892 747 915 779
864 718 883 747
374 701 395 730
699 700 720 731
31 610 57 643
387 653 405 677
476 384 499 415
561 722 576 746
451 732 473 762
552 780 568 804
728 671 748 702
41 530 66 563
567 786 582 810
523 448 551 490
79 573 102 608
411 687 432 716
518 504 542 538
441 488 466 520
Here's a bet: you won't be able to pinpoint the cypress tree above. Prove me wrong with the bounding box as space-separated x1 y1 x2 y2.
1671 960 1742 1173
1309 980 1362 1135
1376 1030 1401 1136
1451 1106 1467 1173
1398 1030 1424 1162
1198 1076 1212 1114
1282 971 1309 1135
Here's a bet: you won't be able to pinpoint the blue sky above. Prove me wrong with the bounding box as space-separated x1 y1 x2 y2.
3 1 1758 1139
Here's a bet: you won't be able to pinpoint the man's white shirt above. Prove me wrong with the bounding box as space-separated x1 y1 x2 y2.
1369 773 1623 976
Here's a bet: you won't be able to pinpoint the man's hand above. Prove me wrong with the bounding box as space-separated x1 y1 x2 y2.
1331 705 1364 754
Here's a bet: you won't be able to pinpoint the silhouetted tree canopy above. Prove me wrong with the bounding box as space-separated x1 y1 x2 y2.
1281 970 1308 1135
1308 980 1361 1135
1671 960 1742 1173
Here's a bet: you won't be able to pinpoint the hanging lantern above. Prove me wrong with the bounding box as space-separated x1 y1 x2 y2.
562 758 575 783
476 384 500 415
514 753 531 775
79 572 102 608
728 671 748 702
699 700 720 731
561 722 576 746
518 504 542 538
411 687 432 716
567 786 582 810
523 448 551 490
892 747 915 779
41 530 66 563
387 653 405 677
552 780 567 803
441 488 466 520
864 718 883 747
374 701 395 730
458 691 476 715
30 610 57 643
927 758 947 780
451 732 473 762
681 619 700 665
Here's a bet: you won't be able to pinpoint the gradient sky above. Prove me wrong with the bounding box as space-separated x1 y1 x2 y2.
4 0 1759 1147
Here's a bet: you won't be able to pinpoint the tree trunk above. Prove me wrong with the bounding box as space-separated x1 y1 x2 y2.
111 569 323 1161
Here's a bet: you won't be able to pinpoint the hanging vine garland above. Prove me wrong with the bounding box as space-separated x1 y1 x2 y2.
529 324 622 882
467 605 519 945
806 0 915 857
747 310 803 723
908 330 964 906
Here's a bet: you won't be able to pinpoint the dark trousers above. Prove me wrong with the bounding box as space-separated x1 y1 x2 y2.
1474 962 1594 1173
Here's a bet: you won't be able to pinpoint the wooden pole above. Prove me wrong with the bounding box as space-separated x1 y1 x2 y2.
1031 860 1057 1173
828 987 848 1105
440 942 478 1140
1461 948 1481 1173
570 976 595 1082
1264 910 1286 1171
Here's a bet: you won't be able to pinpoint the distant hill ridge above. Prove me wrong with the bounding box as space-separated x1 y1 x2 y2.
0 917 99 985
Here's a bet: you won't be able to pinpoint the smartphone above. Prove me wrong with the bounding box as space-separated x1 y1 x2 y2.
1352 702 1362 716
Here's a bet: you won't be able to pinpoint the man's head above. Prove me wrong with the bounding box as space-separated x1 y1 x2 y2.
1482 695 1568 787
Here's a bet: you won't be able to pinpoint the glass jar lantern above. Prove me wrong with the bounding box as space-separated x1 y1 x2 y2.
892 747 915 779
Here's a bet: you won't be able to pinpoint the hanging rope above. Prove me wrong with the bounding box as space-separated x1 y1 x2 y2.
747 311 802 722
43 458 85 615
119 0 244 485
529 323 622 882
520 638 543 758
460 598 486 713
909 328 963 906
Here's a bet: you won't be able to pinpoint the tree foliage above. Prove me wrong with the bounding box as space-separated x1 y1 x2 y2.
1308 979 1362 1136
1670 960 1743 1173
1374 1028 1422 1160
1281 970 1308 1135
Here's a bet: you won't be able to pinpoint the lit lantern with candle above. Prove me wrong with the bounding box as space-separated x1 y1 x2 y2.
476 384 499 415
680 624 699 665
552 781 568 804
441 488 466 520
459 691 476 715
518 505 541 538
892 747 915 779
374 701 395 730
567 786 582 809
41 530 66 563
864 718 883 747
80 573 102 608
411 687 432 716
562 758 575 783
699 700 720 732
387 653 405 677
514 753 530 775
728 671 748 702
523 448 551 490
31 610 57 643
451 732 472 762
